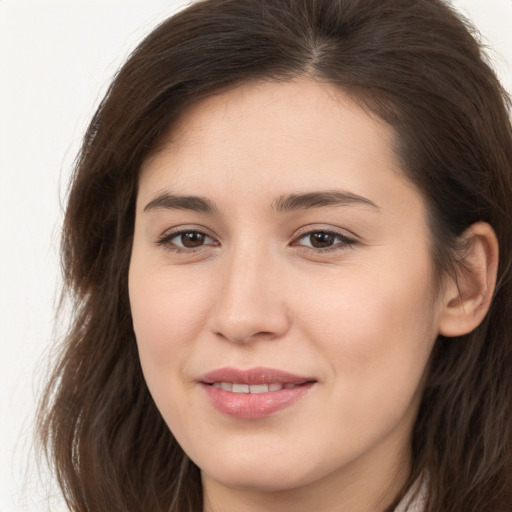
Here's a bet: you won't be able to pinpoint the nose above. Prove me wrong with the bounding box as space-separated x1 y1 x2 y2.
210 244 291 344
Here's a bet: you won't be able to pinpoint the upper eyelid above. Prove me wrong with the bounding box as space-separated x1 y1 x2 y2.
292 224 359 241
170 230 215 241
293 231 357 247
296 228 349 237
158 225 217 239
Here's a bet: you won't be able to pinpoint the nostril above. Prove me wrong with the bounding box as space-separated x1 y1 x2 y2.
214 329 281 344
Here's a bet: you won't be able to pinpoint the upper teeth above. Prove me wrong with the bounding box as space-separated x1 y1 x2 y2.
212 382 297 393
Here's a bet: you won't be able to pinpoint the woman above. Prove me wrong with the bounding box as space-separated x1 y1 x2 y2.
37 0 512 510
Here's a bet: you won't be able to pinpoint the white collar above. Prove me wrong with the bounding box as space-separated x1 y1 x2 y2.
393 476 428 512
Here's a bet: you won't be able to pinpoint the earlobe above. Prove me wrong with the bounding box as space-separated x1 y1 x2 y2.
438 222 499 338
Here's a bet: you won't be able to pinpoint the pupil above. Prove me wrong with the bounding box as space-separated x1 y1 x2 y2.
311 232 334 248
181 232 205 248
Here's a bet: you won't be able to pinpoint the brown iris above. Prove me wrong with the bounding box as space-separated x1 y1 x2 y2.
180 232 206 248
309 232 336 248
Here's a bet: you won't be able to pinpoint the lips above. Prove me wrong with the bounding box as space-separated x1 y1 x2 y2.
200 367 316 419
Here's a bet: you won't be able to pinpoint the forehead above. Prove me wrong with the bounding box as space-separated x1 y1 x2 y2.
138 79 419 215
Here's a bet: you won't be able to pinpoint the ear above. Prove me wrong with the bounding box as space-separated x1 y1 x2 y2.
438 222 499 337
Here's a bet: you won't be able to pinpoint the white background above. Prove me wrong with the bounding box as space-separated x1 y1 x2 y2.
0 1 511 511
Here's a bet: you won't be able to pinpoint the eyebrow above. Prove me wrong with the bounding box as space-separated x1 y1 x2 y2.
143 193 220 214
143 189 379 215
272 190 380 212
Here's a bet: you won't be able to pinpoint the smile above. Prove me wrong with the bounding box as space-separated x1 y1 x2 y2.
200 367 316 419
210 382 300 393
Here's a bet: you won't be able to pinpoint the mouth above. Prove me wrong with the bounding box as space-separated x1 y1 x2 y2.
209 382 305 393
200 367 316 419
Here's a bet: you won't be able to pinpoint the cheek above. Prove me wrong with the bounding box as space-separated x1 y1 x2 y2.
128 261 217 435
299 250 439 401
128 260 212 373
287 253 440 466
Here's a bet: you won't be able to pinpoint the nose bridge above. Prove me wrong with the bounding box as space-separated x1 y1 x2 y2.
211 238 289 343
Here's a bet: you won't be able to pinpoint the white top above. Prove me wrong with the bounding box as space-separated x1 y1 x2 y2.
394 477 428 512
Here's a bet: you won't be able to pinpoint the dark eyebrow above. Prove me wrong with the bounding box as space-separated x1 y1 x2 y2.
272 190 380 212
143 192 220 214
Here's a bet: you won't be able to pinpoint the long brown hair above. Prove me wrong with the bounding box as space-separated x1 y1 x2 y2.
37 0 512 510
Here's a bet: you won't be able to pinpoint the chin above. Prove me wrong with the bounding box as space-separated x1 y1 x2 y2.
199 454 318 493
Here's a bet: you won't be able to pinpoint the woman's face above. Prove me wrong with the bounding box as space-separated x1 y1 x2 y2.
129 80 445 502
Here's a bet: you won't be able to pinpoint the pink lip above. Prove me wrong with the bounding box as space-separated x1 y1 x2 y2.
200 367 316 420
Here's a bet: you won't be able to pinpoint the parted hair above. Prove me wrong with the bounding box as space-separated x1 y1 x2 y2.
38 0 512 510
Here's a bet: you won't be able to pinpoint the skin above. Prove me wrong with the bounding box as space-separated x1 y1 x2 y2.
128 79 463 512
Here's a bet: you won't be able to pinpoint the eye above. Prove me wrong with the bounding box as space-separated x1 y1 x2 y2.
294 230 356 251
157 229 217 251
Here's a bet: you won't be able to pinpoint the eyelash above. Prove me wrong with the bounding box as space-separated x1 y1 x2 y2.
155 229 357 254
156 229 218 254
293 230 357 253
